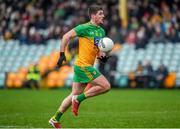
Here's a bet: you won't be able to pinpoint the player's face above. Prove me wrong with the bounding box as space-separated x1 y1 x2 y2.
94 10 105 24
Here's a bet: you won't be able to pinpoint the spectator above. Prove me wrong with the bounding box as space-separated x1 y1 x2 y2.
109 26 121 44
0 0 179 45
23 64 41 89
19 27 29 45
135 61 144 88
155 64 169 88
149 25 168 43
143 61 155 87
125 31 137 45
136 26 148 49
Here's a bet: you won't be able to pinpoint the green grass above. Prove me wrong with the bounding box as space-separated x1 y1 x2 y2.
0 89 180 128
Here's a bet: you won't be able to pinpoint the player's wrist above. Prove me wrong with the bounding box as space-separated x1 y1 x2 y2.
59 52 66 61
60 52 65 56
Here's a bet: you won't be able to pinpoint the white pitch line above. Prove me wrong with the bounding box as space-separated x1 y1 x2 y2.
0 125 30 128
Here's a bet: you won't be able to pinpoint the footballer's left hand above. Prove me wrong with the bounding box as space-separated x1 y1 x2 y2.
97 50 110 63
97 56 110 63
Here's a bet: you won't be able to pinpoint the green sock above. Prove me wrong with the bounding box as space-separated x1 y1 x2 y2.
77 93 87 103
53 111 63 122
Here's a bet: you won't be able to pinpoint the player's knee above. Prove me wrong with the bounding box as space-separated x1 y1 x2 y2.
104 82 111 91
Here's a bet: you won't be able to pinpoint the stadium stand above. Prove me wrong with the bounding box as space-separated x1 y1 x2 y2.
0 40 179 88
0 0 180 88
113 43 179 88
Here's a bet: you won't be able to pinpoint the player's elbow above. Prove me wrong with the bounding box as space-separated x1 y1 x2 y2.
62 33 70 42
62 29 76 42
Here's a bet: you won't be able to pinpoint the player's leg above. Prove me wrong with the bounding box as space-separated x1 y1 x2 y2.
72 75 111 116
71 65 111 116
71 82 86 116
84 83 93 92
49 93 72 128
58 82 86 113
72 82 86 95
74 75 110 100
84 75 111 97
49 82 85 127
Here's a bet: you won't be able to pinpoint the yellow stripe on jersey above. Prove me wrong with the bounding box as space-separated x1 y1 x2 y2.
73 22 105 67
74 37 99 66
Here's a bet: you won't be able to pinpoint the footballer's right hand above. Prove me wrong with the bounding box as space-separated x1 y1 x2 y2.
56 52 66 68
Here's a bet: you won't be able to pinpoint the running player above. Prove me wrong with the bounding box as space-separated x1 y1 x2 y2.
49 5 111 128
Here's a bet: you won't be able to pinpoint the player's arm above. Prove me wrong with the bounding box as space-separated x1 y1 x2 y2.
57 29 77 68
60 29 77 52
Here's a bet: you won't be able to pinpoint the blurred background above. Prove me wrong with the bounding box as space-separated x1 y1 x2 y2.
0 0 180 89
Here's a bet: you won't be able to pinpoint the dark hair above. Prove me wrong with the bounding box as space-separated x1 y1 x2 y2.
88 5 103 18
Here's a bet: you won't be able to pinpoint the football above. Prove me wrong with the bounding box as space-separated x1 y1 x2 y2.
98 37 114 52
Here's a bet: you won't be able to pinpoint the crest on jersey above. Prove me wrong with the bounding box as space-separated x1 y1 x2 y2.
94 37 101 47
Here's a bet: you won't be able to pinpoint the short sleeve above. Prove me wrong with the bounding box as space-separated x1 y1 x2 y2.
74 25 85 36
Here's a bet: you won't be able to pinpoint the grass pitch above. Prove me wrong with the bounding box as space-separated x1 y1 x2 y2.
0 89 180 128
